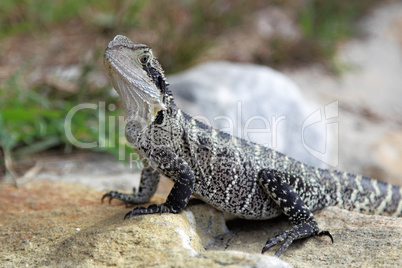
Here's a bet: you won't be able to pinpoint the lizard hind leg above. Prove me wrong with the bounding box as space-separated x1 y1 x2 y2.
258 169 333 257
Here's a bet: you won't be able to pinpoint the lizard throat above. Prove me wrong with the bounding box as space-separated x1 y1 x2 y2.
105 54 167 126
110 73 166 125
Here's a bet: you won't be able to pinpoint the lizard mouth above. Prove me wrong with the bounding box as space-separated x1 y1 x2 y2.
104 35 166 125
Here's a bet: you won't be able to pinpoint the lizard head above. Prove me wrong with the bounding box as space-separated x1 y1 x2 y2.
104 35 168 126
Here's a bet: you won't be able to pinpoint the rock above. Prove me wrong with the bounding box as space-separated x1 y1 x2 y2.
168 61 337 168
0 180 288 268
226 207 402 267
1 180 401 267
34 153 143 192
367 130 402 186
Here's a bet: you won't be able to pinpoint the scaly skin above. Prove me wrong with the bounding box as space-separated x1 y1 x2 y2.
102 35 402 257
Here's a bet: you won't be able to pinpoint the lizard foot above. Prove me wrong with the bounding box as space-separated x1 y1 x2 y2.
261 221 333 257
101 189 140 206
124 203 180 219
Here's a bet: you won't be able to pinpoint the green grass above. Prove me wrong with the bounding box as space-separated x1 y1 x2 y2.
1 0 383 70
0 0 148 38
298 0 380 66
0 63 137 178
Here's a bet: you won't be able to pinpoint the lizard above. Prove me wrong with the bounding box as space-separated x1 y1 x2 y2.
102 35 402 257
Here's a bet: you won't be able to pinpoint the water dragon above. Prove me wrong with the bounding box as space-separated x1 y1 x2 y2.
102 35 402 257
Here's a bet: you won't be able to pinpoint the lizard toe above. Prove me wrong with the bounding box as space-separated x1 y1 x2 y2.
262 230 296 257
101 191 120 204
262 221 332 257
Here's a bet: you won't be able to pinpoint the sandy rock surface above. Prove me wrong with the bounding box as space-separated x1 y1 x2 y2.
1 180 401 267
0 180 289 268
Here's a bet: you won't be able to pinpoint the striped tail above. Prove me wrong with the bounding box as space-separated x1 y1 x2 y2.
318 169 402 217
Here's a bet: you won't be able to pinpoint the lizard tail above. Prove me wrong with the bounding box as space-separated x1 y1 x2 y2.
318 169 402 217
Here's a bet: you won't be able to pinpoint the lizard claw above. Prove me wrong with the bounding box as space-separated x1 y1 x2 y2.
124 206 148 219
261 222 333 257
317 230 334 243
101 190 143 206
101 191 120 204
124 203 173 219
261 231 289 256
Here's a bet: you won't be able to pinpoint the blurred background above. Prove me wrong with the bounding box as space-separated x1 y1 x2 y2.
1 0 401 187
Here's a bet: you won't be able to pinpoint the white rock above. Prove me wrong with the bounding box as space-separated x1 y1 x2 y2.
169 61 337 168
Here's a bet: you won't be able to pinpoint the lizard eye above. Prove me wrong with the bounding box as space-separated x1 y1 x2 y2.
139 53 150 65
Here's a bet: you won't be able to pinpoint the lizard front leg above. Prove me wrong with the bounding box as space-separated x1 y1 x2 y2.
102 167 160 205
258 169 333 257
124 147 195 219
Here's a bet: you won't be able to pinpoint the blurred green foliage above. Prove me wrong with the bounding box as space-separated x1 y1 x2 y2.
1 0 383 71
0 64 136 177
0 0 147 38
299 0 379 62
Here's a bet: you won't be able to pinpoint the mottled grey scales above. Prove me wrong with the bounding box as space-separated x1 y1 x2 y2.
102 35 402 257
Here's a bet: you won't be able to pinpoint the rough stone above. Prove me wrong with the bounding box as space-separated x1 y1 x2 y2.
368 130 402 186
1 180 401 268
226 207 402 267
168 61 336 168
0 180 288 268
